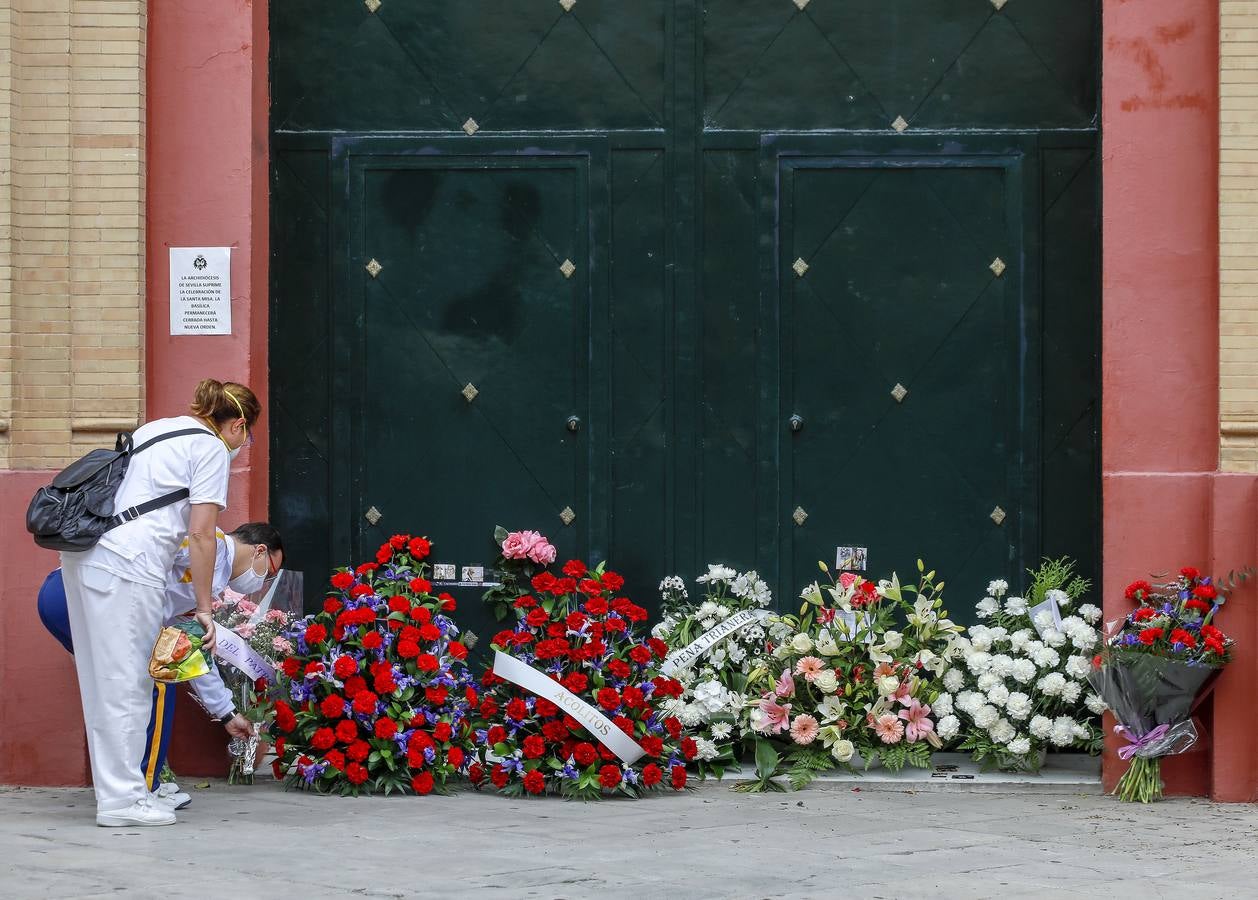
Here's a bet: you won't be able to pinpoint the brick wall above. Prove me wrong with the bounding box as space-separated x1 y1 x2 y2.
1222 1 1258 472
0 0 145 471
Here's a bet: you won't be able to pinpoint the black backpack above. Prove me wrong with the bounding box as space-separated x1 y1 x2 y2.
27 427 217 552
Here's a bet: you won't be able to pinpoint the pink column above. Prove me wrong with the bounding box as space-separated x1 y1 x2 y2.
1103 0 1258 801
146 0 270 776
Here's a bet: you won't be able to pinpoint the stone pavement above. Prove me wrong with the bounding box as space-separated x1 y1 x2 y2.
2 779 1256 900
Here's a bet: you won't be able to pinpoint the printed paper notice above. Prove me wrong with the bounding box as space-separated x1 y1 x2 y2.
170 247 231 335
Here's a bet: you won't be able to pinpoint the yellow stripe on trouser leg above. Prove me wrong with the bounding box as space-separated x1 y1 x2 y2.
145 682 167 788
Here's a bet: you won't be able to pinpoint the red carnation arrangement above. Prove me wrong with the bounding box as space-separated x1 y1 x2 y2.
471 539 692 799
272 533 475 796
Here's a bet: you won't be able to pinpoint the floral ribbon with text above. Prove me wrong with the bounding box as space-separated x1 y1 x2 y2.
492 650 645 764
214 626 275 683
659 608 772 677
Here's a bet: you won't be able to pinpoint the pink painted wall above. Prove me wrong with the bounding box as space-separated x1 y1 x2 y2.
145 0 270 777
0 473 87 785
1102 0 1258 801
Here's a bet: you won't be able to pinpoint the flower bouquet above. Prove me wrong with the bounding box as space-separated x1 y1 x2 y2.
472 543 693 798
939 559 1105 773
271 533 475 796
148 621 211 682
737 561 962 791
650 566 774 778
212 571 305 784
1088 567 1236 802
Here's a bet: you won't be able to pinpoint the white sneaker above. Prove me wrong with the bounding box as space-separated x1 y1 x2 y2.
96 797 176 827
155 782 191 810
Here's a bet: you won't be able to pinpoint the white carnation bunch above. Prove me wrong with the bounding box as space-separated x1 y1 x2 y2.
654 565 774 777
937 558 1105 771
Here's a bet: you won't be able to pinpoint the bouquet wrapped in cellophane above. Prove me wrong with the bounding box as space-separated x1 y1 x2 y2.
148 621 211 682
1087 567 1235 802
213 570 305 784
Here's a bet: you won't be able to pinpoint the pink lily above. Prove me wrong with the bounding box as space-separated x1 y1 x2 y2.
756 697 792 734
775 668 796 699
898 699 935 743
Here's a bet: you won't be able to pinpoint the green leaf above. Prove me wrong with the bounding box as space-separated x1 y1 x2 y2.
493 526 509 545
754 739 780 782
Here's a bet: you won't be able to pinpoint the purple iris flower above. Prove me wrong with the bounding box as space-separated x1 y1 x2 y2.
623 768 639 786
561 764 579 780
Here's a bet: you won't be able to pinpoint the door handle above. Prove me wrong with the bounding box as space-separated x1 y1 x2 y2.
566 415 581 433
789 414 804 433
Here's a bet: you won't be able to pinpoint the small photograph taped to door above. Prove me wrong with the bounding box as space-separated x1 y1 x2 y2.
835 546 868 572
461 566 485 584
432 563 456 582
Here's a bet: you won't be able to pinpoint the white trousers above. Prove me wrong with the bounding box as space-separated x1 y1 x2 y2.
61 554 165 813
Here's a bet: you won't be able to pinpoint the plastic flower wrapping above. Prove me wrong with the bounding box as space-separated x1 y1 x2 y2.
270 533 474 796
650 565 774 778
736 561 962 791
212 570 304 784
938 559 1104 773
1088 566 1237 802
473 541 693 799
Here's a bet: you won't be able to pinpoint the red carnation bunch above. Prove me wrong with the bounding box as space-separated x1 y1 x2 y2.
471 540 691 799
272 533 474 796
1091 565 1242 802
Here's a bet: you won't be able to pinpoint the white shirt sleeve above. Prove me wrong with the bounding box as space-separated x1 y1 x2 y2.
189 660 236 719
188 439 230 508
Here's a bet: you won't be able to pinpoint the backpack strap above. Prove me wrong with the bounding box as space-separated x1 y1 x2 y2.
105 427 218 529
109 488 192 527
131 427 218 456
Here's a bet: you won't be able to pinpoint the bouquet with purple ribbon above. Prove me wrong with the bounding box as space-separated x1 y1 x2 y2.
1087 566 1235 802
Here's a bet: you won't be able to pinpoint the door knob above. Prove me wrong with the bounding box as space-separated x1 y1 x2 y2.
789 414 804 433
566 415 581 433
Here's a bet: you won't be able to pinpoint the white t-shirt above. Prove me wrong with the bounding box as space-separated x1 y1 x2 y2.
165 528 235 620
87 415 229 589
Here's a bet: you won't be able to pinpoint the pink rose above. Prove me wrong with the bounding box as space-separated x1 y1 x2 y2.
528 538 557 565
501 531 532 560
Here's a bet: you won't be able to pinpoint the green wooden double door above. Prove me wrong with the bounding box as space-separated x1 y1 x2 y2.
270 1 1099 625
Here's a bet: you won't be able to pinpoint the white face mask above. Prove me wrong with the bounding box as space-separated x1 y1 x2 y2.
227 444 243 462
228 550 267 595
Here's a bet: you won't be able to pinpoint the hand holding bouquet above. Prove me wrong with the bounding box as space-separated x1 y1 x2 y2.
148 622 211 682
213 573 303 784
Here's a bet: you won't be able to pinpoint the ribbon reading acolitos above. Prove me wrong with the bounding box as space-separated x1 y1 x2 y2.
492 650 645 764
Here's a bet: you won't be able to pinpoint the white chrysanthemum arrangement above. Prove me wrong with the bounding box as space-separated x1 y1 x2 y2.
936 558 1105 771
652 565 773 777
